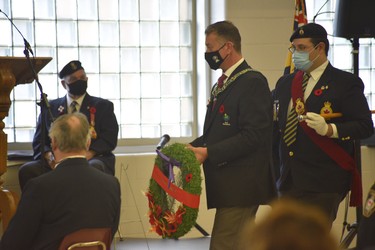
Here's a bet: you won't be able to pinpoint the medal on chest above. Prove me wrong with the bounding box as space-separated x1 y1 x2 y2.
295 98 305 115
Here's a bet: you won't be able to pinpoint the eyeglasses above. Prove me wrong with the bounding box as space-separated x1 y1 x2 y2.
288 45 316 54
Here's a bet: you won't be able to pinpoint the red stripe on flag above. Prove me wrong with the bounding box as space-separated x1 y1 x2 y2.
284 0 308 75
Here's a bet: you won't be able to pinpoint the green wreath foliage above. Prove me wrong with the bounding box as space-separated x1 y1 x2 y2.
146 143 202 239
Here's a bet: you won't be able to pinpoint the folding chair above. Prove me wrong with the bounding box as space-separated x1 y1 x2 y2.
58 227 111 250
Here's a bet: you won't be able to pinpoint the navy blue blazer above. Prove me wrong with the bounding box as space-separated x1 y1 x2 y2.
191 61 276 209
32 93 119 174
273 63 373 193
0 158 121 250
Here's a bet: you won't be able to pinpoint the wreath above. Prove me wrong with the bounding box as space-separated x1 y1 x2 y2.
145 143 202 239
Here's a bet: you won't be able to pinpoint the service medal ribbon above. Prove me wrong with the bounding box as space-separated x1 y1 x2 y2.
89 106 97 139
295 98 305 115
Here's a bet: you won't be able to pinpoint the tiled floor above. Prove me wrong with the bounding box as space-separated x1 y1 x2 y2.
111 237 210 250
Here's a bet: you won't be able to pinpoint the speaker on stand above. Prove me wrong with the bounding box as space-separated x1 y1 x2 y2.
333 0 375 248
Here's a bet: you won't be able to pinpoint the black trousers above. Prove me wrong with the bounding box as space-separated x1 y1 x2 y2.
279 174 346 224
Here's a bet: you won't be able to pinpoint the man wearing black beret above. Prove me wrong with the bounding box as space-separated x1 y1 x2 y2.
272 23 373 224
18 60 119 190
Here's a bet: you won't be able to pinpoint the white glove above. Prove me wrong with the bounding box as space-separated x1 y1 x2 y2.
305 112 328 136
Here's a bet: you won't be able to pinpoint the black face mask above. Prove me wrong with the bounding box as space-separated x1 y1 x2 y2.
67 79 87 96
204 43 227 70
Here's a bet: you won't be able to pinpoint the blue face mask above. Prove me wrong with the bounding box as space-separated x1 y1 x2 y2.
292 45 319 72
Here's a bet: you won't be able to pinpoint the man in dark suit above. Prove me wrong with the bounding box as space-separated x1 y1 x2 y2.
273 23 373 223
188 21 275 250
0 112 121 250
18 60 119 190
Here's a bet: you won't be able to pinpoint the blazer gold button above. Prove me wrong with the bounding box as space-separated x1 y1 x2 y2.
289 151 294 156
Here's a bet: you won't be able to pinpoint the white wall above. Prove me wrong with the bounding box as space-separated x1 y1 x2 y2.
225 0 294 90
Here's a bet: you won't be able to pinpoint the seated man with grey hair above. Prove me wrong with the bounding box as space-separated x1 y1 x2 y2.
0 113 121 250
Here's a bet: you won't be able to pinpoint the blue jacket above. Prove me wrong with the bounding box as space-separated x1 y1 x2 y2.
32 93 119 174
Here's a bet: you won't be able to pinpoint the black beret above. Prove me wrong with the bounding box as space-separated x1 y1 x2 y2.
59 60 84 79
289 23 327 42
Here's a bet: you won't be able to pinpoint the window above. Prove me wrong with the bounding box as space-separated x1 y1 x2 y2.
0 0 194 144
306 0 375 115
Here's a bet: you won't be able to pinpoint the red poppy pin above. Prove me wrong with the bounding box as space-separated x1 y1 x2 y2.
89 107 96 114
314 89 322 96
314 85 329 96
219 104 225 114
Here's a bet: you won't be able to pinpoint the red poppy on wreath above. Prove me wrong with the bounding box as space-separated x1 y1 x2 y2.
314 89 323 96
185 173 192 183
219 104 225 114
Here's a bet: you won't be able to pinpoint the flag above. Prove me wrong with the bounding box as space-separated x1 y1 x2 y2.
284 0 308 75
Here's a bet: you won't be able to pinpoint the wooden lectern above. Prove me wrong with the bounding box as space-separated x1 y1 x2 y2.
0 56 51 232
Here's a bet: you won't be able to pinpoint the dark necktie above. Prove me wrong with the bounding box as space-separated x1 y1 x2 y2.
283 73 310 147
217 74 227 88
71 101 78 113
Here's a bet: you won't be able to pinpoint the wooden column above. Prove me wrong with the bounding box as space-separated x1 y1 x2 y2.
0 65 19 232
0 56 51 232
